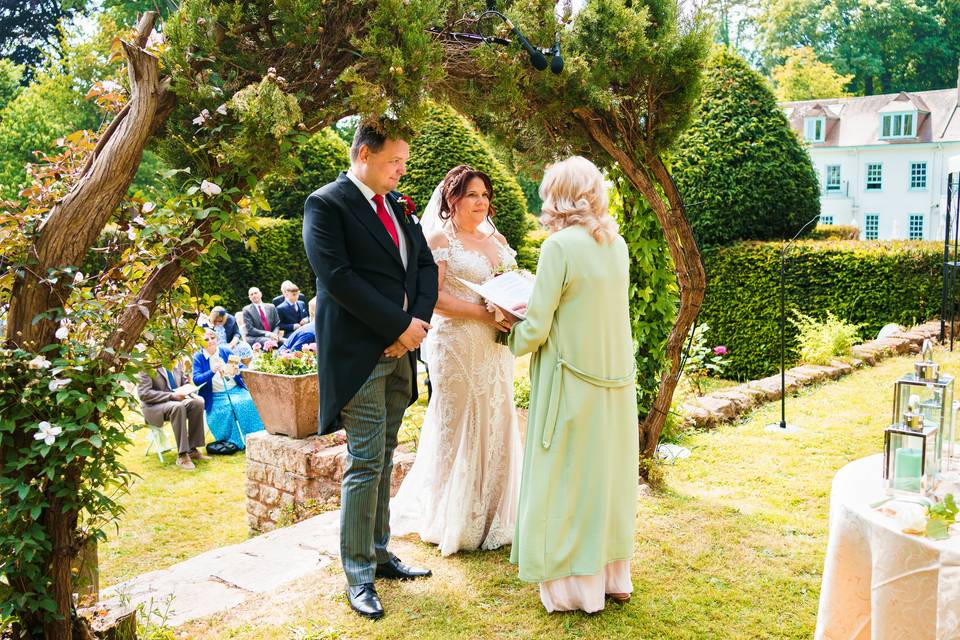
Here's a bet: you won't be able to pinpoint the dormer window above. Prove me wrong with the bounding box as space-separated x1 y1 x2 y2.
880 111 916 139
804 117 825 143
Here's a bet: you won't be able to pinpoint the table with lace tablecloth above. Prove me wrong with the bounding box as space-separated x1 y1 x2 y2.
816 454 960 640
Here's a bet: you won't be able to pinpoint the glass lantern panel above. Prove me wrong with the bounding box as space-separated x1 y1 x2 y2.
885 426 938 495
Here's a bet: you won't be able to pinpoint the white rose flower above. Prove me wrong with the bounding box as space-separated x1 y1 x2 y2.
126 227 137 241
895 503 928 534
55 326 69 340
192 109 210 126
216 104 227 115
34 421 63 446
73 271 84 283
133 215 146 226
141 201 156 213
27 355 51 369
200 180 222 197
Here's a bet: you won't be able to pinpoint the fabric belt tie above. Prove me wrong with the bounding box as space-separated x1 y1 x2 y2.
541 357 635 449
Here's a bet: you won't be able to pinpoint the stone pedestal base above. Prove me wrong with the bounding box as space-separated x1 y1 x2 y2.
245 431 415 532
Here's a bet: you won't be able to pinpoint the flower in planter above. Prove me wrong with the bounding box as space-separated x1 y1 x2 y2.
252 342 262 352
263 339 278 352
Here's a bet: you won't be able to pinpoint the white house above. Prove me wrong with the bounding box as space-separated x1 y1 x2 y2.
781 82 960 240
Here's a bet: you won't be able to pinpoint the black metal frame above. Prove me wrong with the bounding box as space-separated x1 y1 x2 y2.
941 170 960 350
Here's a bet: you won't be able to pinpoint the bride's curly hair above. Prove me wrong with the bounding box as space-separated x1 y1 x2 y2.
539 156 618 244
439 164 498 230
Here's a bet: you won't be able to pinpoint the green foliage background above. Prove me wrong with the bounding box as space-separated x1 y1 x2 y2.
611 177 678 414
701 240 947 379
261 128 350 219
399 103 532 251
672 47 820 248
193 218 314 313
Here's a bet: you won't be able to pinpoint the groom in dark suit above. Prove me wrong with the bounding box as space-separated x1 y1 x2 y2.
303 123 438 620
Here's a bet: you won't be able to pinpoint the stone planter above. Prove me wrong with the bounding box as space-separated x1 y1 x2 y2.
242 369 318 439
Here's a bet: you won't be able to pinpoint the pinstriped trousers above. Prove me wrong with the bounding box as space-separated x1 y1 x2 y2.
339 354 413 586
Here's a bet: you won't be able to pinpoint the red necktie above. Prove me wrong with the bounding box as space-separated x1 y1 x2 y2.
372 194 399 248
258 305 269 330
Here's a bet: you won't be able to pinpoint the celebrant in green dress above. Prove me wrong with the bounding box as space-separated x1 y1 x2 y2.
505 156 639 613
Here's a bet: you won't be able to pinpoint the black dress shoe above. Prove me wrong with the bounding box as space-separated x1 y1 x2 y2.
375 556 432 580
346 583 384 619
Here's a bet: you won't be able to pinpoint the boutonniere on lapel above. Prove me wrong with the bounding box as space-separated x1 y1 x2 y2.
391 191 418 223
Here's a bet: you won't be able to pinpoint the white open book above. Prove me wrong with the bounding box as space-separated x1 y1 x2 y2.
457 271 535 319
173 383 201 396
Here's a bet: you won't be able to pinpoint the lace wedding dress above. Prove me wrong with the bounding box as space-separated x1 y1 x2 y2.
390 229 522 556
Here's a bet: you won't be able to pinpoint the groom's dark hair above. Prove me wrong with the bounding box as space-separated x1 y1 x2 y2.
350 124 387 162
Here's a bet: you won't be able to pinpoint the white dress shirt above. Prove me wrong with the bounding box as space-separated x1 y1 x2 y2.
346 170 410 311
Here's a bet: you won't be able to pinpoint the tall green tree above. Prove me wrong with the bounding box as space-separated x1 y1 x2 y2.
758 0 959 94
0 58 24 112
672 47 820 247
0 0 85 75
771 46 853 100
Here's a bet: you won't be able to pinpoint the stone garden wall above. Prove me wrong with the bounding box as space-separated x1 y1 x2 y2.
245 431 415 532
678 320 947 429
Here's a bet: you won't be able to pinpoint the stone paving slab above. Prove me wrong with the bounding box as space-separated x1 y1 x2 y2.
101 509 341 627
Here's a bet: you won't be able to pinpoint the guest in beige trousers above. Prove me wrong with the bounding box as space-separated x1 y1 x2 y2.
137 359 208 471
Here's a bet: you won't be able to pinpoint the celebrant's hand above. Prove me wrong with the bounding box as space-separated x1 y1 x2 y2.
383 340 407 358
398 318 431 350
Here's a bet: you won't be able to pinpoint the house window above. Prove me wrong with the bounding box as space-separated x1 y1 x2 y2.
804 117 825 143
880 111 917 139
825 165 841 192
865 163 883 190
908 214 924 240
821 215 834 225
864 214 879 240
910 162 927 190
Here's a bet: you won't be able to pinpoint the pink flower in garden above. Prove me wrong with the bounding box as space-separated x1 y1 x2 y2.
713 346 727 356
263 339 278 352
302 343 316 353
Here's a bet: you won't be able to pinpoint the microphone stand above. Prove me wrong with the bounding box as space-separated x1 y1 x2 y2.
765 214 821 434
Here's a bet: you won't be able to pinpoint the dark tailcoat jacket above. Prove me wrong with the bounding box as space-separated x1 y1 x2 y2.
303 173 438 435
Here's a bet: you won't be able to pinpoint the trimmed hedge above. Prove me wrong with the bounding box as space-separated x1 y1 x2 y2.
808 224 860 241
400 103 532 251
261 128 350 218
701 239 948 379
193 217 313 313
672 47 820 247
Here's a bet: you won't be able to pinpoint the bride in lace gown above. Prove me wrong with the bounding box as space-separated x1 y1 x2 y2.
390 165 522 556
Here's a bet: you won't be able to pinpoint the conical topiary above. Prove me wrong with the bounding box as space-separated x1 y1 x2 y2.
672 47 820 247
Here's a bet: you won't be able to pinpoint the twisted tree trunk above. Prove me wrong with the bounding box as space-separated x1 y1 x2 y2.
575 110 706 464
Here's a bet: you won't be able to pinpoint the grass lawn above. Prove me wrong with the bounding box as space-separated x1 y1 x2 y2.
101 348 960 638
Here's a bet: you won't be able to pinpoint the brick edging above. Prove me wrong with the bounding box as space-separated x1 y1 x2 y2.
677 320 946 429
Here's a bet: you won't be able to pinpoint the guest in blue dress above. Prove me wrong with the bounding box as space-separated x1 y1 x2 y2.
192 328 265 450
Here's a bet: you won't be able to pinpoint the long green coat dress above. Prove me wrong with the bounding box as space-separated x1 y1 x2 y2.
508 225 639 583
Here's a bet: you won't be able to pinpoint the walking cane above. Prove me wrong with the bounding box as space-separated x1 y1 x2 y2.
217 370 246 447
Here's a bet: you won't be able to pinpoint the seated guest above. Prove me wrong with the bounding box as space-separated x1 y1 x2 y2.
276 281 310 335
271 280 306 306
208 306 241 351
137 356 208 471
192 328 265 450
241 286 283 346
280 297 317 353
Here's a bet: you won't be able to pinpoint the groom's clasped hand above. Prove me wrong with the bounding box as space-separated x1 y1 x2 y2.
384 317 431 358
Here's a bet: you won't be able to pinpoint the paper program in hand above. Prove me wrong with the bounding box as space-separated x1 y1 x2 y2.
457 271 534 319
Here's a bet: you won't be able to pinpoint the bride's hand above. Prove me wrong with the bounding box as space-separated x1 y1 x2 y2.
484 305 511 333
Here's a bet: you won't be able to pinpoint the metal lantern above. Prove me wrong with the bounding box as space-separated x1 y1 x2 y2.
892 347 954 471
884 423 939 495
